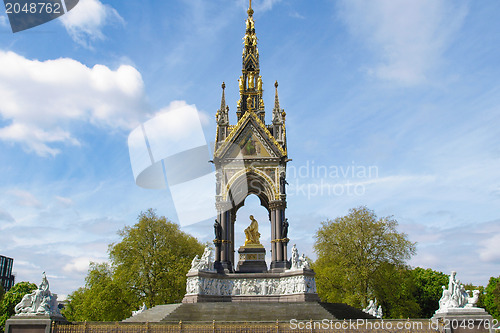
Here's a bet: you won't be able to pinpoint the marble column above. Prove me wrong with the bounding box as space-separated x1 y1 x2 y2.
216 201 233 272
275 208 283 261
214 213 221 263
270 210 276 262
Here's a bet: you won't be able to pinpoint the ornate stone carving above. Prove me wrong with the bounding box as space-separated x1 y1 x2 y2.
437 271 481 312
363 299 382 318
189 246 215 272
185 274 317 296
132 303 147 317
14 272 60 316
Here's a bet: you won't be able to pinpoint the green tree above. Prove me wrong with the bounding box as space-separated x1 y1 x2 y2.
0 285 4 303
0 282 37 331
372 263 420 318
483 276 500 320
64 209 204 321
110 209 204 307
62 262 133 322
411 267 448 318
313 206 416 314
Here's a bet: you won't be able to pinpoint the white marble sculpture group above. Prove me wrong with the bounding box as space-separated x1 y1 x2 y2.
132 303 147 316
186 245 316 297
363 299 383 319
189 246 215 272
437 271 480 312
289 244 311 270
14 272 60 316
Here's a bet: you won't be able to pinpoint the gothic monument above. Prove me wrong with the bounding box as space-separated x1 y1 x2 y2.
182 0 318 303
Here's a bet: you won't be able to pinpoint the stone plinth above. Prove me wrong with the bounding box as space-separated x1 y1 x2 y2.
236 244 267 273
432 308 495 333
5 315 68 333
182 268 319 303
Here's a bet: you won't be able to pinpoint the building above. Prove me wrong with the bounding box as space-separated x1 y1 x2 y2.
0 255 15 291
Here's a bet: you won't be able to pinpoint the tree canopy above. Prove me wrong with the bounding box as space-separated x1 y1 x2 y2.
109 209 205 307
313 206 416 317
62 262 132 322
0 285 4 303
411 267 448 318
64 209 204 321
0 282 37 331
484 276 500 320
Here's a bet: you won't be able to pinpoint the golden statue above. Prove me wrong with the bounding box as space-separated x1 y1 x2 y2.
244 215 261 245
257 76 262 91
239 76 244 91
247 95 253 110
248 72 255 89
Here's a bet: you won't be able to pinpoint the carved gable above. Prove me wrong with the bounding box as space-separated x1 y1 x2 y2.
226 124 275 159
215 111 285 160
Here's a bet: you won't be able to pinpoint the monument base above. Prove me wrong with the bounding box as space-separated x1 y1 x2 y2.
236 245 267 273
5 315 68 333
432 308 495 333
183 268 319 303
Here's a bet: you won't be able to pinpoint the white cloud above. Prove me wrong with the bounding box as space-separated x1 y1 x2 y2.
60 0 124 47
338 0 467 85
0 50 147 156
0 15 8 28
55 196 74 208
8 189 43 208
63 256 106 273
253 0 282 12
479 234 500 263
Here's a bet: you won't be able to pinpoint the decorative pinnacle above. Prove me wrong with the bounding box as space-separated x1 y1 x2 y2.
274 80 280 110
248 0 254 16
220 82 226 112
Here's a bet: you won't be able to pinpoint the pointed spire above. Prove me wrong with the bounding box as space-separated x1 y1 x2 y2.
220 82 226 111
217 82 228 126
238 0 262 121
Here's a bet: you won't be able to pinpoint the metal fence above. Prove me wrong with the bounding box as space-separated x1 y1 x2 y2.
52 320 441 333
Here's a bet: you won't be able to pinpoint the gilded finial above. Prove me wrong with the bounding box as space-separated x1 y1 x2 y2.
222 82 225 90
275 80 278 88
248 0 254 16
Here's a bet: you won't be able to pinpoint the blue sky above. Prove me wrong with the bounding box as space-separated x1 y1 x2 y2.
0 0 499 299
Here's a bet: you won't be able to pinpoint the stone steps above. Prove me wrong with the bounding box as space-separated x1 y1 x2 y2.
122 304 182 322
123 302 374 322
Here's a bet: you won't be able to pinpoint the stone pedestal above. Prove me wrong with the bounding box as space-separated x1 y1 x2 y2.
432 308 495 333
5 315 68 333
183 268 319 303
236 245 267 273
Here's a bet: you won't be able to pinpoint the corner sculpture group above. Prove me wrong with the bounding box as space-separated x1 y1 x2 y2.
14 272 60 316
437 271 480 311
